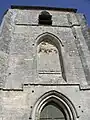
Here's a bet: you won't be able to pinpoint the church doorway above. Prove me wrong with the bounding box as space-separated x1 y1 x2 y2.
31 90 77 120
40 101 66 120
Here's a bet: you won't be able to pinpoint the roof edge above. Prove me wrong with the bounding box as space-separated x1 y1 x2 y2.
11 5 77 13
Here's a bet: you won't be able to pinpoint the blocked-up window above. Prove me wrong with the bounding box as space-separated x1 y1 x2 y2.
37 40 61 73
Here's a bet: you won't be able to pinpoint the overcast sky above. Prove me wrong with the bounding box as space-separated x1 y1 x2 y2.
0 0 90 25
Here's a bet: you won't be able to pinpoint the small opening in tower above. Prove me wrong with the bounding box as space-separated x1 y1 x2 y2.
39 11 52 25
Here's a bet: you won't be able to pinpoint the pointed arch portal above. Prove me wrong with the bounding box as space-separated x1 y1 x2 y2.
40 101 66 120
31 90 78 120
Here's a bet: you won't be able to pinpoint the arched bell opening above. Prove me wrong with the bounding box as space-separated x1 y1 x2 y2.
38 11 52 25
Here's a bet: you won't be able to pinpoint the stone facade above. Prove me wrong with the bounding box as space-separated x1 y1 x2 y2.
0 5 90 120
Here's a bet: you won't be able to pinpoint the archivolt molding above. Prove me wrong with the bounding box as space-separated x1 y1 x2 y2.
31 90 78 120
35 32 64 47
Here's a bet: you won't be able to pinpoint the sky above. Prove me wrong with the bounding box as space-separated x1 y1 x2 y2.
0 0 90 26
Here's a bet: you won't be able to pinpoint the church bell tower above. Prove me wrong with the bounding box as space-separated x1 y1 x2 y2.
0 5 90 120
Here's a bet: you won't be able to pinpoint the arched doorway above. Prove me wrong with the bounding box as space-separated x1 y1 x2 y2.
31 90 78 120
40 101 66 120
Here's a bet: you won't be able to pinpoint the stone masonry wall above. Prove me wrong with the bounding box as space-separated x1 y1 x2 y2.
0 7 90 120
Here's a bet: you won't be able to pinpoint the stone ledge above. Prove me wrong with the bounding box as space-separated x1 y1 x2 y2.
0 83 90 91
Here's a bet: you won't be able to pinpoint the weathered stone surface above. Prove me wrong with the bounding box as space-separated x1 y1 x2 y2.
0 6 90 120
